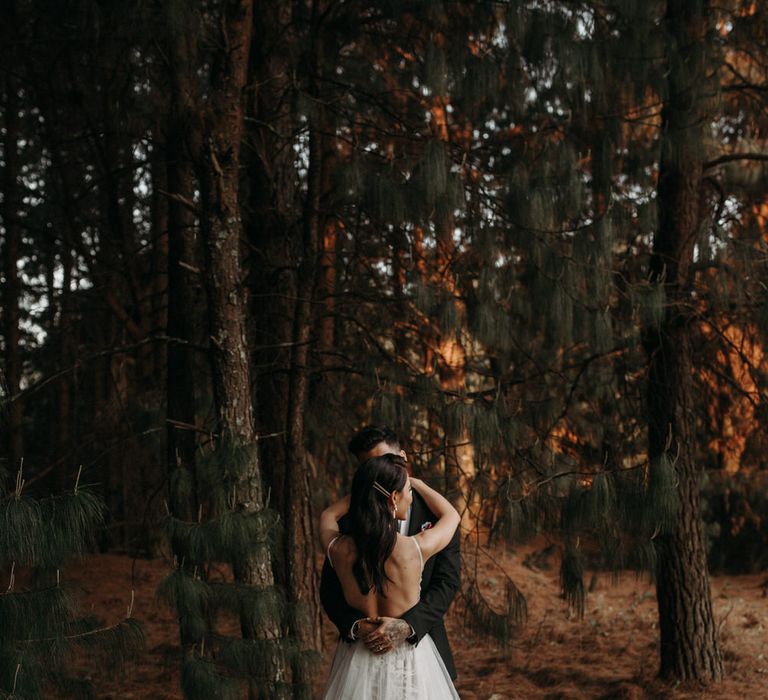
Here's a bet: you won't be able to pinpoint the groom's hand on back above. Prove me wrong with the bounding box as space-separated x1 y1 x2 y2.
361 616 413 654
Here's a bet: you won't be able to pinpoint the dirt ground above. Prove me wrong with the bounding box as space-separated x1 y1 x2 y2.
65 542 767 699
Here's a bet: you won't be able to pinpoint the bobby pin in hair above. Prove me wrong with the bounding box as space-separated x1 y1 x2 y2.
371 481 391 498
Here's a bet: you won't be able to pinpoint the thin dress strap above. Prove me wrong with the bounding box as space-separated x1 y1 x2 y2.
327 535 340 569
412 536 424 592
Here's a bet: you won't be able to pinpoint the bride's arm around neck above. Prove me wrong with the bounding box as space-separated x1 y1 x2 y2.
319 495 351 551
410 479 460 560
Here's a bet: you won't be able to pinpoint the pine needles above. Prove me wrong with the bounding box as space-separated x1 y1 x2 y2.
0 471 142 698
161 435 299 699
461 577 528 650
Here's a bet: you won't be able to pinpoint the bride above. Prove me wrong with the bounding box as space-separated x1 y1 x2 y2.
319 453 461 699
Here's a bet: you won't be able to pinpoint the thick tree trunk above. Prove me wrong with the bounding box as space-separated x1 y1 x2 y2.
283 8 325 694
39 101 84 489
166 171 198 522
196 1 288 696
316 224 338 358
1 55 24 469
245 7 325 689
197 0 260 520
284 102 323 700
150 124 169 384
644 0 723 683
165 4 200 525
247 0 297 540
435 197 476 529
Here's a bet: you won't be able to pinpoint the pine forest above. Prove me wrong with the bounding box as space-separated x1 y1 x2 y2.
1 1 767 698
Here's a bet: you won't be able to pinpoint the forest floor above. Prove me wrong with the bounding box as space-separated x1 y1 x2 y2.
65 540 767 699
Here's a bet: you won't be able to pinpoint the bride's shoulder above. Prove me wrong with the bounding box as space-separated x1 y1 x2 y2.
390 533 415 556
329 534 356 557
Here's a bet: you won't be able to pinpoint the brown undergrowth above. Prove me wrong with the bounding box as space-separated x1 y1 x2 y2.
62 541 766 699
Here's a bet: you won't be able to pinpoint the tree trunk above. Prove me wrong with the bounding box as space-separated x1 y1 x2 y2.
1 44 24 469
284 6 325 694
150 120 169 382
284 97 322 700
246 0 297 548
243 9 327 688
196 1 288 696
165 2 200 525
644 0 723 683
316 223 338 359
434 176 476 529
56 250 74 490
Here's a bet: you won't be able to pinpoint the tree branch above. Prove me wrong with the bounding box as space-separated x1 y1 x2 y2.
703 153 768 170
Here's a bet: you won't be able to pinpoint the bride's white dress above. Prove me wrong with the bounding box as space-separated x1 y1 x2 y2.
322 537 460 699
322 632 459 699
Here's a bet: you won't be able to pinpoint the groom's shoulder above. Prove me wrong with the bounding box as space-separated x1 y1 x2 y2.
411 489 437 520
411 488 460 553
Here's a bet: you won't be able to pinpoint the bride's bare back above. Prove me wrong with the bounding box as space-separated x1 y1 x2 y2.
327 533 424 618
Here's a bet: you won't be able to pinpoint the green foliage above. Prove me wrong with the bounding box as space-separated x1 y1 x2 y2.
196 437 259 495
414 140 450 213
461 54 499 107
0 586 74 644
562 472 617 534
0 477 141 698
216 635 305 680
560 542 585 618
633 281 666 329
162 433 298 696
67 617 144 672
181 655 242 700
157 570 211 644
467 401 502 451
159 563 309 697
6 0 768 688
365 170 407 225
425 45 449 96
0 487 104 568
460 577 527 649
702 470 768 573
644 454 679 536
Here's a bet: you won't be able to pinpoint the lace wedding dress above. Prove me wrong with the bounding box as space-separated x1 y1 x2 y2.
322 537 460 699
322 633 459 699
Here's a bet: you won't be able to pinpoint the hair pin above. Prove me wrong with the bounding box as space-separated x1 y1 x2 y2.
371 481 391 498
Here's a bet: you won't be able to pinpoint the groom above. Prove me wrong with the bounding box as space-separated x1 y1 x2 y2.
320 425 461 679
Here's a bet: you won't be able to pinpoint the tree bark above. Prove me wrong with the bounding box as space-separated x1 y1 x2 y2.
1 27 24 469
165 1 200 525
55 250 74 490
195 1 288 696
284 5 325 694
246 0 297 544
644 0 723 683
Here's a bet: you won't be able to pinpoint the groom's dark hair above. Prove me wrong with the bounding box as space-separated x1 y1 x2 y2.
347 425 400 458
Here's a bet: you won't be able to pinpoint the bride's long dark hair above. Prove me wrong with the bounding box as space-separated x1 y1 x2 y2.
348 453 407 595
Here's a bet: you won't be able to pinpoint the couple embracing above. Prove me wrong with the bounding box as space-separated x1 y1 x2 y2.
319 426 461 699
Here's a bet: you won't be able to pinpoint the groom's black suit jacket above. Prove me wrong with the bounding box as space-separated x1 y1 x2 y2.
319 490 461 679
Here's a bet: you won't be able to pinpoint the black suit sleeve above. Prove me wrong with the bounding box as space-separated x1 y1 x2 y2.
400 525 461 645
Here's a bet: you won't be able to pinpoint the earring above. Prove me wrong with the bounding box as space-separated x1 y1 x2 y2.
392 502 397 519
